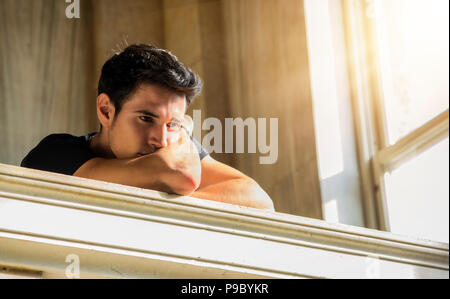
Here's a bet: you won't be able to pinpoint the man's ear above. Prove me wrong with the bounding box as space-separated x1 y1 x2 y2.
96 93 116 129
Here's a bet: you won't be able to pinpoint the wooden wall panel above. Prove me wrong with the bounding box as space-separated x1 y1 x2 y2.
221 0 323 218
91 0 165 86
162 0 207 116
162 0 236 166
160 0 323 218
0 0 97 166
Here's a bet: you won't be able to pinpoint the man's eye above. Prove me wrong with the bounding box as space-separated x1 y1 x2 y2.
167 122 181 131
139 116 153 123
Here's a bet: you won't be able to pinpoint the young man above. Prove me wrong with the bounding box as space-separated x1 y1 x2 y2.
21 44 274 211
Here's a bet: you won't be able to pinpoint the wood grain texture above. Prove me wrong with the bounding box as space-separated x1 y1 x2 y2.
162 0 236 166
0 0 97 166
162 0 207 116
221 0 323 218
160 0 323 218
91 0 165 84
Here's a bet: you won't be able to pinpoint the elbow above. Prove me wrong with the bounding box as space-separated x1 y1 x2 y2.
169 167 201 196
258 192 275 211
171 173 201 196
261 196 275 211
246 179 275 211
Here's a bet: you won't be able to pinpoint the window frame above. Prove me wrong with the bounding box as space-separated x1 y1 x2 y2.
342 0 450 232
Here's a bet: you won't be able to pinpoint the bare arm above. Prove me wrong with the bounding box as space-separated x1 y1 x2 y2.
74 132 201 195
190 156 275 211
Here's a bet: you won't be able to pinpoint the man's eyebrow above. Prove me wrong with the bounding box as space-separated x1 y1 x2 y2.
135 110 159 118
136 110 183 122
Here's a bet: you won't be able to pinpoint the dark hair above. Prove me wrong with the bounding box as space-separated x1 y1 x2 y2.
98 44 202 116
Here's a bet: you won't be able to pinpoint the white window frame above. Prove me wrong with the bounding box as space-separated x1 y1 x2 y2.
342 0 450 231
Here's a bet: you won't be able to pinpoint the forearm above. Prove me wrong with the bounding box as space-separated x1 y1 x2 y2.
74 151 201 195
190 178 275 211
74 155 170 191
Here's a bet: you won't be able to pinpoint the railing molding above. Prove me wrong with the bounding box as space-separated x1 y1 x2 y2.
0 163 448 279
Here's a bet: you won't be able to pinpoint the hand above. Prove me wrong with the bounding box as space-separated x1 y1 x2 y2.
153 129 201 195
158 128 199 168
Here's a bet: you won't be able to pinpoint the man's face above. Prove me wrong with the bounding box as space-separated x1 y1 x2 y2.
108 83 186 159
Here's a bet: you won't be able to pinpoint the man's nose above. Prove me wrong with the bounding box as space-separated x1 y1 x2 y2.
150 125 168 149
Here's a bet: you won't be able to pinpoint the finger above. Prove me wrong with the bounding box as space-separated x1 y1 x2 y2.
178 127 190 144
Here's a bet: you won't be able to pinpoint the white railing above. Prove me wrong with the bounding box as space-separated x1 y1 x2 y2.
0 163 448 279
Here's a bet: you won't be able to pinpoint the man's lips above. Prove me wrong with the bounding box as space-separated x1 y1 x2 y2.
138 147 159 156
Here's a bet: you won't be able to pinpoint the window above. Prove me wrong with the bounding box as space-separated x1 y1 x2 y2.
373 0 449 145
384 137 449 243
304 0 365 227
343 0 449 242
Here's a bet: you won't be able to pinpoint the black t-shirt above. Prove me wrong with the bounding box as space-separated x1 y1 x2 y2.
20 133 209 175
